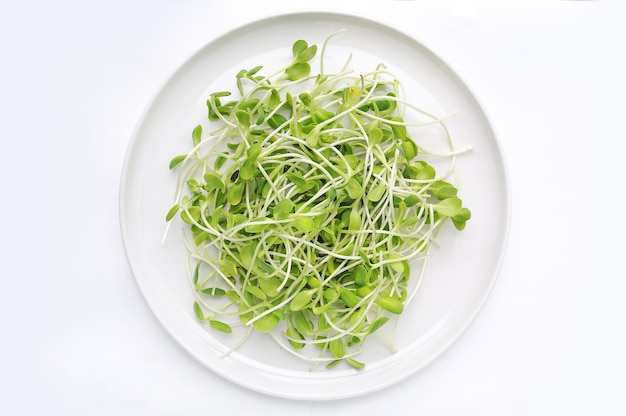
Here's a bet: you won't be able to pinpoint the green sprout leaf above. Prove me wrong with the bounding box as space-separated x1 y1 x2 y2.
169 155 186 170
376 296 404 314
209 320 233 333
273 199 294 220
289 289 316 311
293 216 315 233
251 312 280 333
345 177 363 200
292 39 308 56
165 204 179 221
285 62 311 81
192 124 202 146
434 197 463 217
193 301 205 321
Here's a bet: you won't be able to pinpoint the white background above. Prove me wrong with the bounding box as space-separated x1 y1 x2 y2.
2 0 625 414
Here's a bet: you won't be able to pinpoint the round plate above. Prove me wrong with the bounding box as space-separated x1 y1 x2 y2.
120 11 510 400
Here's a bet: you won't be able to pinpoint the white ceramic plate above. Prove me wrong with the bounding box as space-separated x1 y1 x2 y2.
120 11 510 401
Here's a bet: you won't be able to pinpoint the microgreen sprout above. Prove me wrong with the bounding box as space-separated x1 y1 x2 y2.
166 32 472 370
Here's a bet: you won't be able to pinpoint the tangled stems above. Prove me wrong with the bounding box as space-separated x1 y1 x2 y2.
166 33 472 369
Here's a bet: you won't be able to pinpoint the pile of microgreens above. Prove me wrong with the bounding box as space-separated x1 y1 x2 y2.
165 31 472 370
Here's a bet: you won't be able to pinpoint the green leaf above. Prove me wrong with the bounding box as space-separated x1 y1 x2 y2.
401 259 411 280
374 102 391 113
388 116 407 141
209 320 232 333
401 215 419 227
295 45 317 63
217 102 236 117
258 276 281 298
404 194 420 207
207 94 229 121
169 154 186 170
247 65 263 76
453 207 471 222
256 258 275 274
286 171 308 191
342 86 362 107
201 287 227 296
345 177 363 200
315 313 329 334
293 216 315 233
240 98 260 111
238 243 257 270
165 204 180 221
353 265 368 287
339 289 361 308
348 208 361 231
268 88 281 110
235 110 250 128
193 301 204 321
256 107 266 125
186 179 201 193
312 108 334 124
292 39 308 56
289 289 316 311
348 335 362 347
192 124 202 146
376 296 404 314
285 62 311 81
433 197 463 217
346 358 365 369
244 219 270 233
401 139 418 161
356 285 372 298
298 92 311 106
211 91 231 98
214 154 227 170
367 185 386 203
323 287 339 303
435 186 458 200
371 94 397 115
289 289 317 311
180 206 201 225
307 275 320 288
203 173 225 192
305 130 319 147
293 310 314 335
227 182 245 206
220 258 237 277
452 218 467 231
245 285 267 301
239 159 257 180
267 113 288 131
416 164 436 180
239 303 253 324
343 154 359 170
367 316 390 334
452 207 471 231
329 338 345 359
251 312 280 333
247 144 262 162
192 261 201 285
286 324 305 350
368 127 383 145
194 231 210 246
273 198 294 220
226 290 240 303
